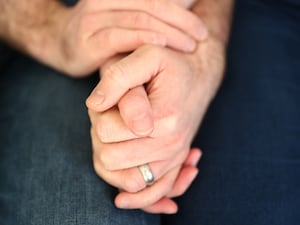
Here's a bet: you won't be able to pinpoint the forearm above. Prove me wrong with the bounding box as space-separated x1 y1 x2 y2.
0 0 67 63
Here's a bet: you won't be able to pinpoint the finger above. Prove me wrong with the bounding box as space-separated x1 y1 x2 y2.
92 129 189 192
114 166 180 209
118 86 154 136
142 197 178 214
166 148 201 197
89 28 167 59
112 160 199 214
92 86 153 142
86 45 163 112
92 135 179 170
88 0 207 40
183 147 202 166
86 11 196 52
93 155 172 193
93 107 138 143
100 55 125 73
167 166 198 198
138 169 198 214
141 148 201 213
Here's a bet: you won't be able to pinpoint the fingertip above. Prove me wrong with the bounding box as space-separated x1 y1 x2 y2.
160 198 178 214
167 202 179 214
114 194 129 209
142 198 178 214
183 166 199 182
190 167 199 181
191 152 201 167
168 166 199 198
86 89 105 110
163 203 178 215
184 148 203 167
183 167 199 191
194 148 203 165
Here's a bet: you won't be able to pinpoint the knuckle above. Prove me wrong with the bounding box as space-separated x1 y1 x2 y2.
154 104 191 152
157 112 178 134
98 154 110 171
95 120 111 143
99 28 114 47
134 30 146 44
98 148 114 171
104 62 129 89
87 109 98 126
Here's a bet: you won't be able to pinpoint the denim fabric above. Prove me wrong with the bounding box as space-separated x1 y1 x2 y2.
0 43 14 71
162 0 300 225
61 0 78 6
0 0 299 224
0 57 159 225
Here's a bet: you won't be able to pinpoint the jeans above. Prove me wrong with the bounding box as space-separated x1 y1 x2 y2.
0 0 299 224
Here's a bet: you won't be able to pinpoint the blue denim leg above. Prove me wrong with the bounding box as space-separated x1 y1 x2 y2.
162 0 300 225
0 54 159 225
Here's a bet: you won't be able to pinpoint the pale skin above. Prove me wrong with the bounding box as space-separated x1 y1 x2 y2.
0 0 233 215
86 0 234 214
0 0 204 214
0 0 206 77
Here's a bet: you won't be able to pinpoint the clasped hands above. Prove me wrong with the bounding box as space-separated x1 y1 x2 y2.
79 0 225 214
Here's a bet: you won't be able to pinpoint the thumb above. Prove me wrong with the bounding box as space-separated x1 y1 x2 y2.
86 45 163 112
118 86 154 136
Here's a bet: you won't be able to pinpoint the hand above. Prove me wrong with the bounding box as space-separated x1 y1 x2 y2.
87 53 202 214
86 40 226 212
38 0 207 77
90 104 202 213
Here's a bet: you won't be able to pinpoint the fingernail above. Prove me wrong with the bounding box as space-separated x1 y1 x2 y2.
89 90 104 106
132 113 153 136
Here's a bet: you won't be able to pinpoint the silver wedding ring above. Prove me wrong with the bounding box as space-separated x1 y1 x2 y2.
138 164 154 185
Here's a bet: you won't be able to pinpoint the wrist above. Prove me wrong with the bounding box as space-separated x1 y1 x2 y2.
192 0 234 46
187 0 234 100
189 37 226 101
28 3 71 72
0 1 70 72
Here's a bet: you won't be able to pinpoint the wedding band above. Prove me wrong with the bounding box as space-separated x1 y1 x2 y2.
138 164 154 185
